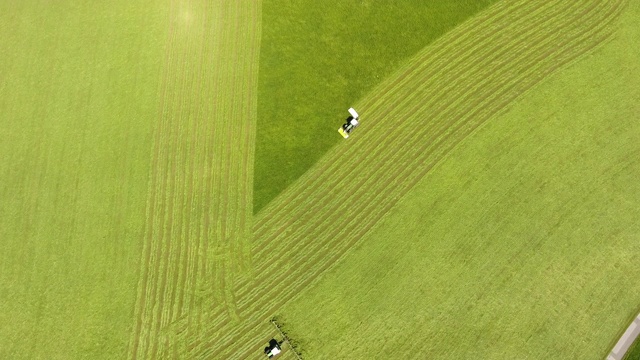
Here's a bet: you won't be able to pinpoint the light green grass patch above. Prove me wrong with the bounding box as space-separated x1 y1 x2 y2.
277 2 640 359
254 0 497 212
0 2 166 358
127 2 263 357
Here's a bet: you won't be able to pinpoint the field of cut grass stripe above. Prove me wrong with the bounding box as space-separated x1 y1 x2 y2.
280 1 640 358
127 1 261 359
1 0 634 358
253 0 498 213
176 0 626 358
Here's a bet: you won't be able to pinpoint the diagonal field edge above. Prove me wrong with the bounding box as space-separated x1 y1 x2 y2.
246 0 578 266
245 0 624 296
194 0 615 358
240 0 600 298
234 0 620 316
183 0 626 357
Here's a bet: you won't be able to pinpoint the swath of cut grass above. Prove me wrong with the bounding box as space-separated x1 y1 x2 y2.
180 0 626 358
279 1 640 358
253 0 499 213
127 1 261 359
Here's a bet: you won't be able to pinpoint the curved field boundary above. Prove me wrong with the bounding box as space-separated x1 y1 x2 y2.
184 0 626 358
126 0 261 359
607 313 640 360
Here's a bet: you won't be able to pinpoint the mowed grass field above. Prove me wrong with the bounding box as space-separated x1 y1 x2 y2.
127 1 261 359
186 0 631 358
0 1 498 359
0 2 166 358
1 0 638 359
277 1 640 358
0 0 262 358
253 0 497 212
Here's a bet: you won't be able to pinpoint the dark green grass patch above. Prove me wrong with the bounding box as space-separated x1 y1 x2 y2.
624 334 640 360
254 0 497 212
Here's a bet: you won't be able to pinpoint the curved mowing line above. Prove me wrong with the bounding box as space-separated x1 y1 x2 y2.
231 0 616 320
238 0 585 307
183 0 625 356
215 26 621 360
128 1 262 358
199 0 596 338
238 0 624 316
248 2 548 258
248 0 608 249
246 0 577 268
264 0 583 230
248 0 616 284
249 0 555 237
249 0 518 232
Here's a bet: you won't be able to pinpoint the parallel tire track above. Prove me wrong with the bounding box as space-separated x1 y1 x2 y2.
127 1 262 359
185 0 626 357
238 0 612 318
245 0 578 276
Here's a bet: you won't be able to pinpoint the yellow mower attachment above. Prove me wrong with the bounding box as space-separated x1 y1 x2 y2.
338 107 359 139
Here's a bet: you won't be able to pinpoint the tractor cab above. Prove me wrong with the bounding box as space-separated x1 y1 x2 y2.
338 107 360 138
264 339 282 358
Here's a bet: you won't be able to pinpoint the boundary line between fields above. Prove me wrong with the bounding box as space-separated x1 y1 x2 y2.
182 0 627 357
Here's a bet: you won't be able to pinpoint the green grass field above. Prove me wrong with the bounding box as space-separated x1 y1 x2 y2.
1 1 496 358
183 0 632 358
0 1 261 358
625 336 640 360
1 0 638 359
253 0 497 212
127 2 261 358
0 2 165 358
277 1 640 358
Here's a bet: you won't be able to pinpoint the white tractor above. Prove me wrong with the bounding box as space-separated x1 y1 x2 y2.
338 107 360 139
264 339 282 358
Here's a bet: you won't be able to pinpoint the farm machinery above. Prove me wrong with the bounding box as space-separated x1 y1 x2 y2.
263 318 303 359
338 107 360 138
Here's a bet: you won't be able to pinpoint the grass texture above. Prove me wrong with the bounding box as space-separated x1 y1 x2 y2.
1 0 637 359
180 0 629 358
277 0 640 358
0 1 166 358
0 0 489 358
0 1 261 358
126 1 261 358
625 336 640 360
253 0 497 212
